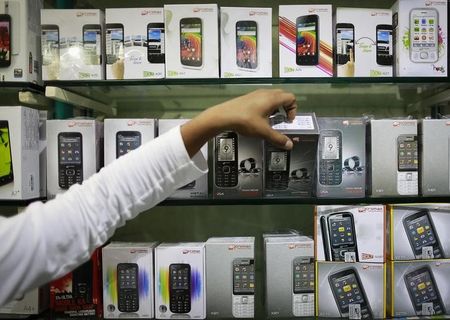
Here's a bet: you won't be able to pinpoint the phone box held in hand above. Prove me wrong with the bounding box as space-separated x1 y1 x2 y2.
220 7 272 78
367 119 418 197
317 262 386 319
315 205 385 263
392 0 448 77
164 4 219 79
213 131 262 199
317 117 366 198
105 8 164 80
102 242 157 319
155 243 206 319
388 204 450 260
49 248 102 318
159 119 207 199
279 5 333 78
388 260 450 317
104 119 156 166
264 113 319 198
0 107 39 200
206 237 255 319
40 9 104 80
0 0 43 82
264 235 315 318
336 8 393 77
46 119 103 199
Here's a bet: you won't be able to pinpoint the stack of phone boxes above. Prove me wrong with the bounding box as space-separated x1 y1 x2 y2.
264 233 315 318
317 117 366 198
264 113 319 199
105 8 164 80
387 204 450 317
206 237 255 319
40 9 104 80
102 242 157 319
155 243 206 319
49 248 103 318
159 119 208 199
46 119 103 199
315 205 386 318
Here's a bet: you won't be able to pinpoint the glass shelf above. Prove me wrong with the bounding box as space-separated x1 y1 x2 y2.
0 81 44 92
0 198 46 207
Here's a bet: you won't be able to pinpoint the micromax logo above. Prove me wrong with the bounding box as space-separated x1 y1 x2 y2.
288 243 310 249
249 11 268 16
68 121 76 127
228 245 251 250
76 12 97 17
182 249 201 254
371 12 389 17
193 8 213 13
141 10 162 15
127 120 136 126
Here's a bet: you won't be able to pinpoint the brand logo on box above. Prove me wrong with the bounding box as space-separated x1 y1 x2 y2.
370 11 390 17
141 9 162 16
228 245 252 250
433 65 446 73
193 7 214 13
361 252 374 260
392 121 415 127
67 121 93 128
425 0 447 6
182 249 201 254
249 11 268 16
307 8 329 13
288 243 311 249
76 12 97 17
357 207 383 213
130 249 148 253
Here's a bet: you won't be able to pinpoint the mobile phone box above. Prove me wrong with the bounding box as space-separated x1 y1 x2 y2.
220 7 272 78
315 205 386 263
105 8 165 80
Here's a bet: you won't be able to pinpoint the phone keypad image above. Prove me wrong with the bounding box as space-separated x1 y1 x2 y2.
293 259 314 317
58 134 83 189
232 259 255 318
169 264 191 314
397 135 418 195
266 150 290 190
117 263 139 313
215 134 238 188
319 132 342 186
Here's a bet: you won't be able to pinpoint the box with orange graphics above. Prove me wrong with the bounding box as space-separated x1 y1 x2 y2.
279 5 333 77
155 243 206 319
102 242 157 319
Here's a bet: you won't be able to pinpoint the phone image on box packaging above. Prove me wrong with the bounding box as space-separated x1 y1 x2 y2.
328 268 372 319
336 23 354 65
117 263 139 313
180 17 202 68
319 130 342 186
236 20 257 70
215 132 238 188
296 15 319 66
397 135 418 195
106 23 124 65
265 146 290 190
410 8 439 63
376 24 393 66
169 263 191 313
147 23 165 64
292 257 314 317
83 24 101 65
0 121 13 186
326 212 358 262
404 265 446 316
0 14 11 67
116 131 142 159
58 132 83 189
403 210 444 259
320 216 332 261
41 24 60 67
232 258 255 318
72 259 92 303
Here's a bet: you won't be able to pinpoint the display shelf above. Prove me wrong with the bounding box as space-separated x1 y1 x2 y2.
0 81 44 92
0 198 46 207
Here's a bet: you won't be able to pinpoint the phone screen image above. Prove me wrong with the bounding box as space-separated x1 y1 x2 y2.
58 133 83 189
297 22 316 57
376 27 392 65
336 26 354 64
83 25 101 65
236 22 257 69
215 132 238 188
41 26 59 66
59 135 82 165
410 9 439 62
116 131 141 159
180 19 202 67
329 216 355 248
397 136 418 172
0 16 11 67
0 122 13 185
106 25 123 65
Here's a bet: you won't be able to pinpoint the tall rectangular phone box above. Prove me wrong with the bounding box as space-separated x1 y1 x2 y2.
0 287 49 316
335 8 393 77
46 119 103 199
279 5 333 78
388 260 450 317
317 262 386 318
39 111 47 197
0 0 43 83
164 4 219 78
420 119 450 196
155 243 206 319
213 131 262 199
387 204 450 261
40 9 105 80
49 248 102 318
104 119 156 166
263 113 319 198
220 7 272 78
368 119 418 197
392 0 448 77
264 235 314 318
102 242 157 319
105 8 165 80
206 237 255 319
317 117 366 198
0 106 39 200
159 119 207 199
315 205 385 263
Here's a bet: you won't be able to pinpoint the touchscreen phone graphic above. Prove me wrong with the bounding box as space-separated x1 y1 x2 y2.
0 14 11 67
296 15 319 66
147 23 165 64
83 24 101 65
0 121 13 186
106 23 124 65
410 8 439 63
376 24 393 66
180 18 202 68
336 23 354 65
41 24 60 67
236 20 257 70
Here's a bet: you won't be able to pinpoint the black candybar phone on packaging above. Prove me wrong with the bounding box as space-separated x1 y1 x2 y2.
169 263 191 313
324 212 358 262
58 132 83 189
319 130 342 186
117 263 139 313
215 132 238 188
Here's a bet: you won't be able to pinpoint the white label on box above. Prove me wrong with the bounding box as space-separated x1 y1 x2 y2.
273 116 314 130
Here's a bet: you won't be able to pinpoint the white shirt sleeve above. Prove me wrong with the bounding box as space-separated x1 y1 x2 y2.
0 126 208 306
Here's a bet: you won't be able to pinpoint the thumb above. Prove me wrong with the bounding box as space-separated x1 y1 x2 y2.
262 127 293 150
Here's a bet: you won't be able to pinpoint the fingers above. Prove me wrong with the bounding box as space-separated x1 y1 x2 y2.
284 102 297 122
261 126 293 150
